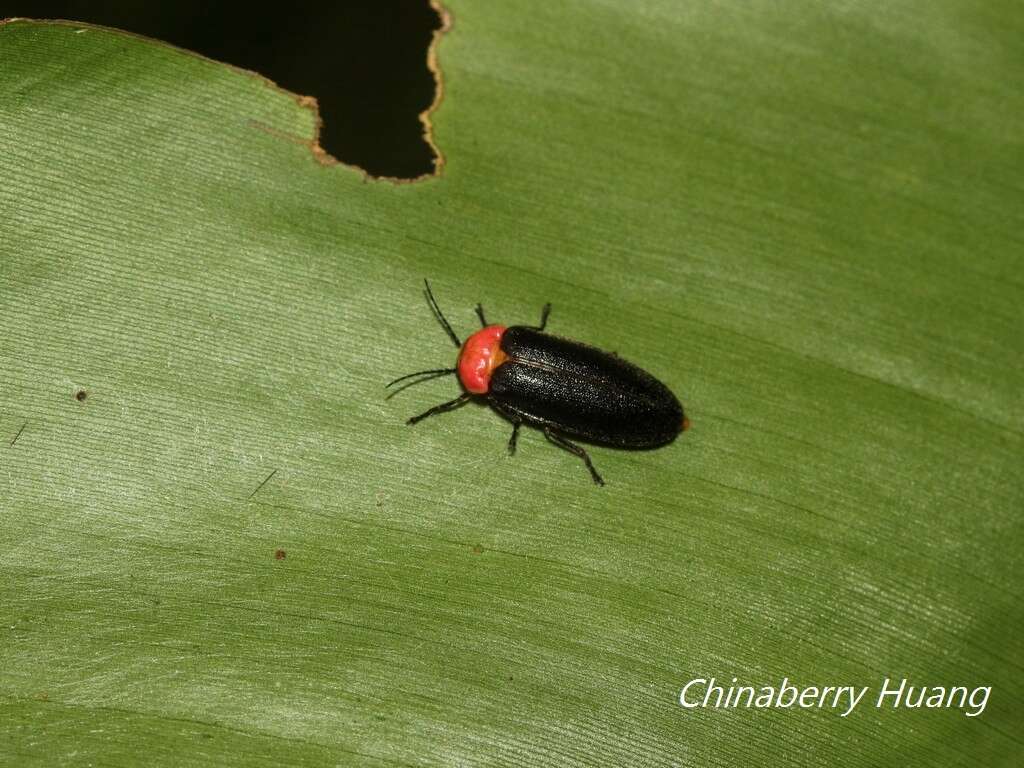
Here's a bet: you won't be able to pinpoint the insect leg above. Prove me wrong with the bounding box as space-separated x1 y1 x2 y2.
507 421 521 455
407 393 472 425
542 428 605 486
475 303 488 327
489 399 523 455
533 303 552 332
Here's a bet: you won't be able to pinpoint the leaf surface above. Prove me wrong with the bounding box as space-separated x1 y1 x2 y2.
1 3 1022 765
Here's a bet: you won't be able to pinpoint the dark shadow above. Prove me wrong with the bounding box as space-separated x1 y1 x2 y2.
1 1 445 178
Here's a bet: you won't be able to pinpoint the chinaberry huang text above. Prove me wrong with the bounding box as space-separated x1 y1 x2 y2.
678 677 990 717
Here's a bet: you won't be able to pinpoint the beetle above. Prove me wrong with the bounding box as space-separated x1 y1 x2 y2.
387 280 689 485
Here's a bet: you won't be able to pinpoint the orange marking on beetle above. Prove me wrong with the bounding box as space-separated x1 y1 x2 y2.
458 325 507 394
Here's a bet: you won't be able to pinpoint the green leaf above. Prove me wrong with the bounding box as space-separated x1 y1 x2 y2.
2 3 1021 765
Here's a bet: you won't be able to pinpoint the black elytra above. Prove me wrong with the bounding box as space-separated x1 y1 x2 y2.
387 280 688 486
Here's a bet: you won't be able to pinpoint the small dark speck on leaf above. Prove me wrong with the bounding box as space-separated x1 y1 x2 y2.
75 389 88 402
471 544 484 555
275 549 287 560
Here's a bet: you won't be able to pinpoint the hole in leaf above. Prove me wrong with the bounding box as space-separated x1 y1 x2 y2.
9 1 447 179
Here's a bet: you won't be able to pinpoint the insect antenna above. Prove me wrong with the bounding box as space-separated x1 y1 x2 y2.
385 367 457 389
424 279 462 348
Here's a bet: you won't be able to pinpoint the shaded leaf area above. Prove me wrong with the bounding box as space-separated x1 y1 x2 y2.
1 2 1022 765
